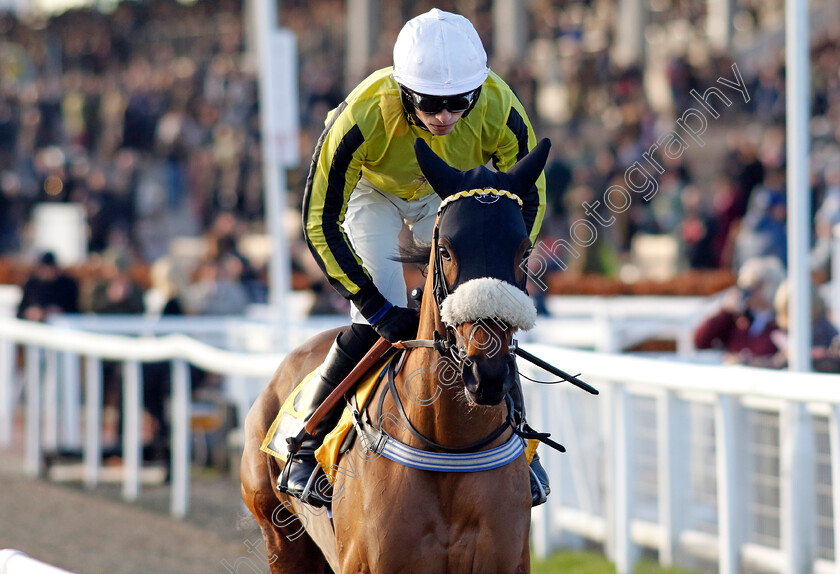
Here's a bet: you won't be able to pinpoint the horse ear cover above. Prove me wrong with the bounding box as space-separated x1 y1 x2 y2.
506 138 550 198
414 138 462 200
414 137 550 202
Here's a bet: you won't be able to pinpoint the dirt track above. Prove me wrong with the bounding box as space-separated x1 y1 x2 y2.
0 448 272 574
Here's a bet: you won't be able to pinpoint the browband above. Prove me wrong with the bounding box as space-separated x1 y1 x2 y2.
437 188 522 212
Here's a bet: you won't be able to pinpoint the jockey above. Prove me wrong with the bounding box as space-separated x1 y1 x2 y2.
282 8 551 507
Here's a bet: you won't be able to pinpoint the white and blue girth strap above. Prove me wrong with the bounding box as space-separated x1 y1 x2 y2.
378 432 524 472
349 399 525 473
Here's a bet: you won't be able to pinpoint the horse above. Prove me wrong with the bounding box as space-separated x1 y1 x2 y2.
241 136 551 573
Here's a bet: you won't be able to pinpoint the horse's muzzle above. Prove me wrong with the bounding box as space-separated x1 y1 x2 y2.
463 354 516 406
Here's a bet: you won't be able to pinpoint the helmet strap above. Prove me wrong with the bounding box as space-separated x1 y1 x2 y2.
460 86 481 119
399 88 429 132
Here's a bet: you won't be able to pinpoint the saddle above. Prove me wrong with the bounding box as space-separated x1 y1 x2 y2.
260 354 395 482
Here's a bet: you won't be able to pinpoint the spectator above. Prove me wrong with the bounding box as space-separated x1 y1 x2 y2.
85 251 145 461
811 165 840 276
88 252 145 315
679 186 718 269
731 167 788 271
185 254 248 315
694 256 785 363
145 255 188 316
142 256 190 466
769 280 840 373
16 251 79 321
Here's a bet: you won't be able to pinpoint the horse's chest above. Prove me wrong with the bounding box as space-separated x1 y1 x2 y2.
345 509 519 573
333 464 530 573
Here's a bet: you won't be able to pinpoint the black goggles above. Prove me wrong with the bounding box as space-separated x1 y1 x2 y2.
402 87 479 114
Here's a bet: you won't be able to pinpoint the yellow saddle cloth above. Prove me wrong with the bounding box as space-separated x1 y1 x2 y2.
260 355 394 482
260 353 540 484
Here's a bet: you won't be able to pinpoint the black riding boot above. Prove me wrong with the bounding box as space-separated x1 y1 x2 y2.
511 373 551 507
278 335 358 507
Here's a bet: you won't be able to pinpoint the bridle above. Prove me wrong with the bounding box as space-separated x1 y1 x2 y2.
429 188 529 362
370 188 550 454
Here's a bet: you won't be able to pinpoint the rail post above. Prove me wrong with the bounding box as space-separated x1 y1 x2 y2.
716 394 747 574
610 382 639 574
83 356 102 489
658 390 689 565
171 358 191 518
0 338 14 447
830 404 840 574
60 351 81 450
781 402 815 573
43 350 58 452
24 346 42 478
122 360 143 501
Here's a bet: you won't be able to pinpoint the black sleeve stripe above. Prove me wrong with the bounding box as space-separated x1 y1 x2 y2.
320 124 368 293
506 107 539 236
506 107 530 161
301 101 348 231
301 108 368 298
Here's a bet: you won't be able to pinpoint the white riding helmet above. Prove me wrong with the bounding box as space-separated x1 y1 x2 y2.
392 8 489 96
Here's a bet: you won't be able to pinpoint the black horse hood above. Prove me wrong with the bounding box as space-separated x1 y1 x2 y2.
413 138 550 331
414 137 550 289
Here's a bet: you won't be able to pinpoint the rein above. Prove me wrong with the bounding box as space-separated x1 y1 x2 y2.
378 352 513 453
344 350 526 473
339 187 593 467
393 338 570 454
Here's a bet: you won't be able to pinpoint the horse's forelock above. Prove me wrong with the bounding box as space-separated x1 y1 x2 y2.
393 237 432 267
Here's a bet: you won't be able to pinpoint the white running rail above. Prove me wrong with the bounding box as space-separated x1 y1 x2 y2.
0 550 76 574
2 316 839 574
0 316 283 518
522 344 840 574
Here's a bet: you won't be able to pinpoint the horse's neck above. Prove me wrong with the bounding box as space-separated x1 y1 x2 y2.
394 312 508 449
388 259 503 446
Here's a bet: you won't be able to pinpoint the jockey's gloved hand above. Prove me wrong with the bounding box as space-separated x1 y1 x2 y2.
351 283 418 343
371 304 419 343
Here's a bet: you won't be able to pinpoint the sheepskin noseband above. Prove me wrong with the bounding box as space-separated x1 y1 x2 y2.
440 277 537 331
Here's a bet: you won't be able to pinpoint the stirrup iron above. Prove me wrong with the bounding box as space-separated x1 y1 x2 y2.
300 464 324 504
530 463 549 507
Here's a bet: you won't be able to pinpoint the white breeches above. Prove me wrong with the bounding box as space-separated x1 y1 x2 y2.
344 177 441 325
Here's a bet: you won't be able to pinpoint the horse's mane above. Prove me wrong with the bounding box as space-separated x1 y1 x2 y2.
393 237 432 272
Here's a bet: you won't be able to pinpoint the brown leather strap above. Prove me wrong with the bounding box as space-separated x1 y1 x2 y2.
304 337 394 435
393 339 436 349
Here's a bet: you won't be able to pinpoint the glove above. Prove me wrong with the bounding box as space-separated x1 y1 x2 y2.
350 283 419 342
372 305 420 343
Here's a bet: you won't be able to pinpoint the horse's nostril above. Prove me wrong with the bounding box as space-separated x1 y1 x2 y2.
463 356 514 406
462 368 479 392
471 357 509 384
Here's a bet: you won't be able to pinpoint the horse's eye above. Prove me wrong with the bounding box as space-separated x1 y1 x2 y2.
438 246 452 261
523 247 533 260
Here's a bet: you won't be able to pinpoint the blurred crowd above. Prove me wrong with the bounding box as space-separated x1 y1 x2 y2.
0 0 839 330
3 0 840 468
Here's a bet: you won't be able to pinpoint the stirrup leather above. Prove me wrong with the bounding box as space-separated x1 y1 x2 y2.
277 432 304 494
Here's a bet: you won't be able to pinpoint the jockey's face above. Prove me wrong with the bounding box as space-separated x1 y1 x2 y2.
414 108 464 136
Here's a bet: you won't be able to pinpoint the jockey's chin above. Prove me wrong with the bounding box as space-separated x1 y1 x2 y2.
415 109 464 136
